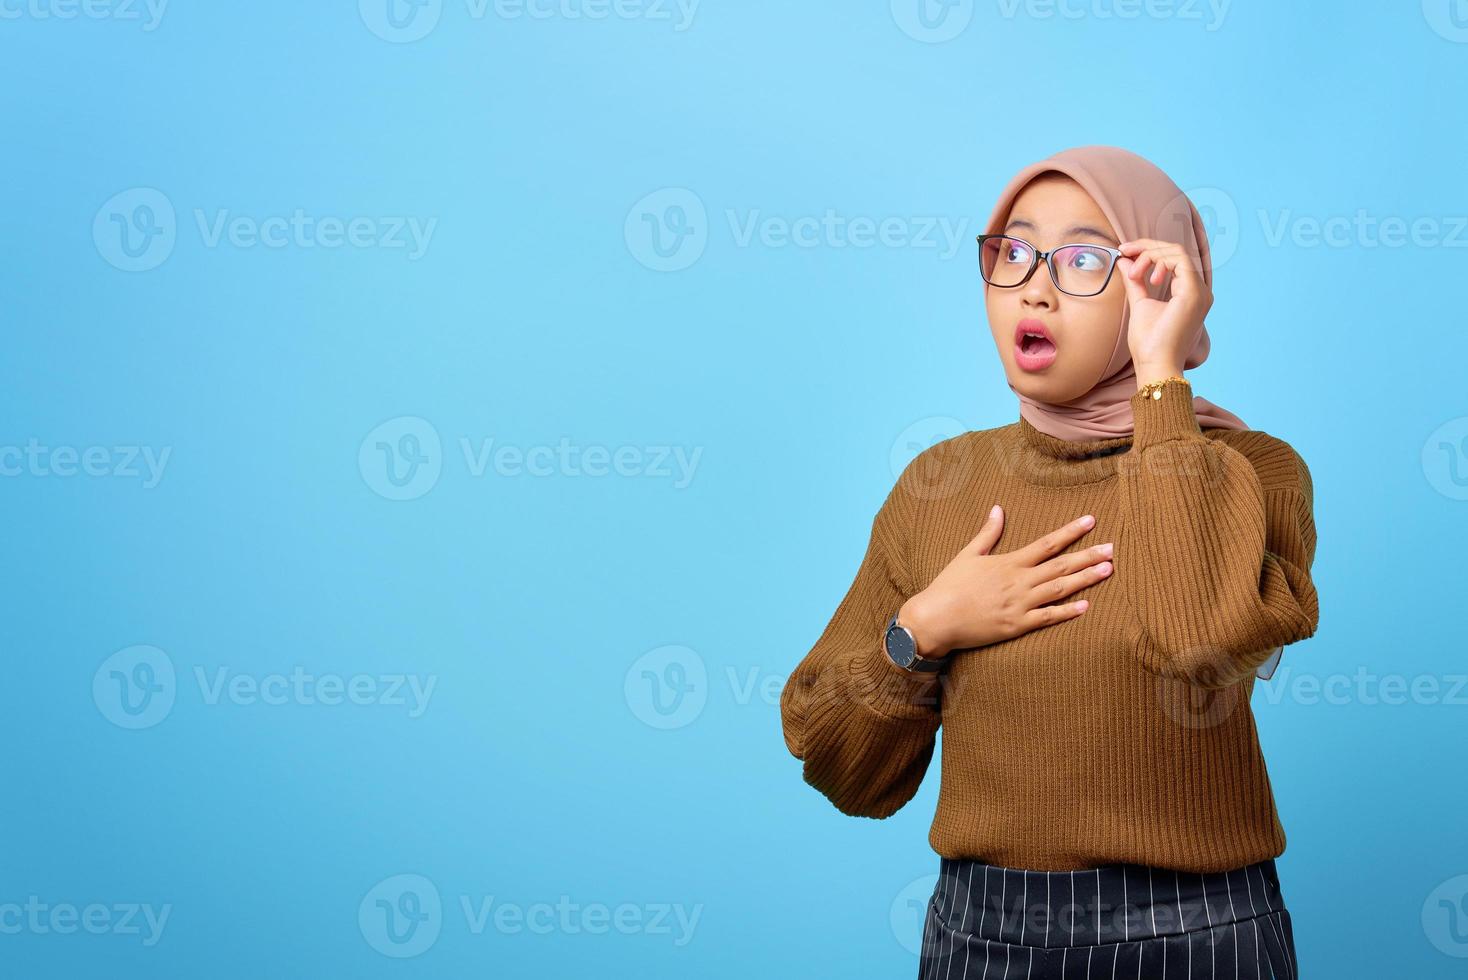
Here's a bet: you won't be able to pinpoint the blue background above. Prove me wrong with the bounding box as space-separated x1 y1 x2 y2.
3 1 1465 976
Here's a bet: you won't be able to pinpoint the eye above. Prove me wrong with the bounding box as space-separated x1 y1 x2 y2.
1001 240 1032 265
1063 246 1107 270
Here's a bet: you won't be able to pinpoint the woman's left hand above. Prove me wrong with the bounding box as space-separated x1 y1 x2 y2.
1116 237 1211 383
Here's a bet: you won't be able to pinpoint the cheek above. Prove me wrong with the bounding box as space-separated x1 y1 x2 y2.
1069 303 1125 365
985 290 1016 343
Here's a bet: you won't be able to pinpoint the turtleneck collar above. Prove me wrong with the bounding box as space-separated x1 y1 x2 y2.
1005 413 1134 488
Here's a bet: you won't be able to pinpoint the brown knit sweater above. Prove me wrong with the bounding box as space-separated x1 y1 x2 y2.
779 378 1321 873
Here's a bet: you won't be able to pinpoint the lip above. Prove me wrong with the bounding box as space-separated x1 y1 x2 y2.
1013 318 1058 372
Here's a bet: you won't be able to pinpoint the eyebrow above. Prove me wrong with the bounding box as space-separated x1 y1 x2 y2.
1004 218 1119 246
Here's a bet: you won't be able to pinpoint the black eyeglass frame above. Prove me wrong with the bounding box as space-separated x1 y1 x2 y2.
975 233 1125 298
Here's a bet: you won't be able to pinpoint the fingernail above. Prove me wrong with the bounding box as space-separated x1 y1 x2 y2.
1102 542 1114 555
1081 514 1095 526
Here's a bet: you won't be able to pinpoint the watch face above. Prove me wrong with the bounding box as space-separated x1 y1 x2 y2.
885 622 917 668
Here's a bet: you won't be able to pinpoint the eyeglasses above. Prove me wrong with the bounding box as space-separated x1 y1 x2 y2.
975 234 1124 297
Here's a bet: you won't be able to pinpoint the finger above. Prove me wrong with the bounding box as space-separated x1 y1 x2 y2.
1137 245 1180 286
1123 247 1152 282
1124 247 1167 292
1151 246 1186 286
1019 597 1091 631
1014 513 1095 565
1125 241 1188 288
1161 248 1206 305
1133 244 1208 311
967 503 1004 556
1168 260 1202 304
1025 560 1113 608
1117 256 1150 306
1030 541 1113 581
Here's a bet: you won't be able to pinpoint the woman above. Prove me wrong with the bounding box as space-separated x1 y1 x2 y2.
778 145 1319 979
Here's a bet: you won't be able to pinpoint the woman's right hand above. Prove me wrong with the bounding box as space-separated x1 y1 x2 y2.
898 506 1112 658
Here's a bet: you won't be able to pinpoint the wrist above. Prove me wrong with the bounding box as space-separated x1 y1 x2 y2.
1130 373 1202 449
898 593 952 659
1134 362 1186 388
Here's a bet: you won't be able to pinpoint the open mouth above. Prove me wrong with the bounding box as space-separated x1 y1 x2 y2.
1019 332 1056 357
1013 321 1059 370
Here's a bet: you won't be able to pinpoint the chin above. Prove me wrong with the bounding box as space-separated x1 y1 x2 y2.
1006 369 1053 397
1008 371 1087 406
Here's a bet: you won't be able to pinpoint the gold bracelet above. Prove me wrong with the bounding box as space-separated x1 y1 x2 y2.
1137 374 1189 400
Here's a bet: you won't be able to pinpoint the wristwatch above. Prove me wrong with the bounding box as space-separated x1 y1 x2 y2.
883 613 950 673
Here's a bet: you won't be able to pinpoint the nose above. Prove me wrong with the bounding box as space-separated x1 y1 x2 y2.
1020 261 1059 309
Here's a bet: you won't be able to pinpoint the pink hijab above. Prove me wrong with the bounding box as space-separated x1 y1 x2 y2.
982 145 1248 441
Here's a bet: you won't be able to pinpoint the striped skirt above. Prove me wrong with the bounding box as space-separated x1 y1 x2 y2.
918 856 1298 979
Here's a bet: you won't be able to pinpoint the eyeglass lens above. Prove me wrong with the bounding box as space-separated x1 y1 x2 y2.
979 235 1115 296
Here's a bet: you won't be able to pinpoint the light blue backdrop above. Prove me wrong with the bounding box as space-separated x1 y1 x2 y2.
2 2 1464 977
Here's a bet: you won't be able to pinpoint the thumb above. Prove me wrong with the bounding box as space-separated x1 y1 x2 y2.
968 504 1004 555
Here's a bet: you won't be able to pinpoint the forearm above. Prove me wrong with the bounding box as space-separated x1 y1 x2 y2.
781 639 942 817
1116 377 1320 688
779 467 944 816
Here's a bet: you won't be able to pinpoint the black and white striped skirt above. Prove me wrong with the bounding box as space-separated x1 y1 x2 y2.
918 856 1298 979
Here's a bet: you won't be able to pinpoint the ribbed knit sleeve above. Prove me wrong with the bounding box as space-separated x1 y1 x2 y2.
1116 379 1320 690
779 458 943 819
